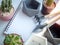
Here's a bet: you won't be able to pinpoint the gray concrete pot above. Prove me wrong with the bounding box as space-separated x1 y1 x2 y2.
44 24 60 45
44 27 54 44
22 0 40 17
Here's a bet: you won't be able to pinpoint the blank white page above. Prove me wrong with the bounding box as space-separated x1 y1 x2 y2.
4 5 36 42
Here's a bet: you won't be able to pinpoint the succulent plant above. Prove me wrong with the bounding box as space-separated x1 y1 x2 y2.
46 0 54 6
1 0 12 12
4 34 23 45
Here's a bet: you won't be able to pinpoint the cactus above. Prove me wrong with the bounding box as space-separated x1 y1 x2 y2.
46 0 54 6
4 34 23 45
1 0 12 12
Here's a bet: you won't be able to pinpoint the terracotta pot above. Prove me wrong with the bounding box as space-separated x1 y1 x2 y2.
41 2 56 15
22 0 40 17
0 7 15 21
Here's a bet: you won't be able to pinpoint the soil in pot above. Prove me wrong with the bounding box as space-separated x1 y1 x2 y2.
49 23 60 38
27 0 40 9
41 2 56 15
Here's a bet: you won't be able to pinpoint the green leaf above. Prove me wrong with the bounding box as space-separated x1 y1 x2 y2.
12 42 15 45
4 36 11 44
16 42 22 44
14 36 20 40
8 34 14 38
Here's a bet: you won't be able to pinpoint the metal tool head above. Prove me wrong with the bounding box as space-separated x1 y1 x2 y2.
33 15 48 33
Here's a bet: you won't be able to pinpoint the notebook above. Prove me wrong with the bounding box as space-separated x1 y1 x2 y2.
4 2 36 42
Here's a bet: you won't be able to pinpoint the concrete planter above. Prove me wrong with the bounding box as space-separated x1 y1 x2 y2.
44 23 60 45
44 27 54 44
22 0 40 17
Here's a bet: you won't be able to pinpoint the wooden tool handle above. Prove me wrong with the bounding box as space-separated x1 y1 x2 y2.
45 11 60 18
45 0 60 18
46 15 60 25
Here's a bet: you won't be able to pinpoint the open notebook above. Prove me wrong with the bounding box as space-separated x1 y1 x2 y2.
4 3 36 42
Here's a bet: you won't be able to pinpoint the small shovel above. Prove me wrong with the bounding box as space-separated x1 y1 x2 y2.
33 14 60 33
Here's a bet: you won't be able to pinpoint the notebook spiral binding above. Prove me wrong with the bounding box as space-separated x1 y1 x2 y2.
4 0 23 34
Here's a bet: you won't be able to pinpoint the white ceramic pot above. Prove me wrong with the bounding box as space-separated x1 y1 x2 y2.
0 7 15 21
25 34 47 45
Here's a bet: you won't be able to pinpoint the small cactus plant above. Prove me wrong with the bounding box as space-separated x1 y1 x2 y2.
1 0 12 12
41 0 56 15
4 34 23 45
46 0 54 6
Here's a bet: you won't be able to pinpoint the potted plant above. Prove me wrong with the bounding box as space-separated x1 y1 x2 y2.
41 0 56 15
22 0 40 17
0 0 14 21
4 34 23 45
44 21 60 45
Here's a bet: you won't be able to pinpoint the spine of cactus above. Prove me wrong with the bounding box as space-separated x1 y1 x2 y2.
1 0 5 12
9 0 12 10
46 0 54 6
1 0 12 12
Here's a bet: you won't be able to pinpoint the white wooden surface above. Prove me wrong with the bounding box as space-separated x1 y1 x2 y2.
1 0 60 45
